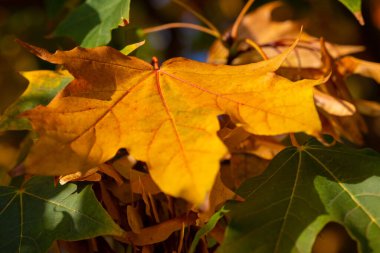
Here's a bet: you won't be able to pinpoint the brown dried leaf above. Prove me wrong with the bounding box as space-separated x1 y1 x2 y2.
356 99 380 117
59 167 100 185
127 205 144 234
198 173 235 222
142 245 154 253
229 154 270 189
131 173 161 195
98 164 124 185
338 56 380 83
106 182 133 204
239 2 364 66
313 89 356 116
119 213 197 246
208 1 364 68
318 39 368 145
99 181 121 222
237 135 285 160
218 125 251 150
111 155 137 180
218 118 285 160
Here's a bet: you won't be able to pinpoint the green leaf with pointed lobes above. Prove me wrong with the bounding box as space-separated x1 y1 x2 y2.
221 138 380 253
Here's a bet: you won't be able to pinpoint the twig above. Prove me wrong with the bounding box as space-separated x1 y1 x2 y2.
245 38 268 60
177 222 185 253
231 0 256 39
115 212 198 246
172 0 220 37
290 133 300 147
142 22 220 38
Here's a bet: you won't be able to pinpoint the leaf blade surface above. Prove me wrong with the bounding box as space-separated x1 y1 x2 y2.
0 70 72 131
337 0 363 25
53 0 131 47
220 139 380 253
0 177 124 253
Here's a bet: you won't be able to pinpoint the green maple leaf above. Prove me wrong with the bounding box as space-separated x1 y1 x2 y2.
220 139 380 253
0 177 124 253
53 0 131 47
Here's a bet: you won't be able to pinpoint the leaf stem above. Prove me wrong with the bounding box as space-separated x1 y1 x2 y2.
172 0 220 37
289 133 300 147
142 23 220 38
260 40 320 52
245 38 268 60
316 134 337 147
177 222 185 253
231 0 256 39
152 56 159 70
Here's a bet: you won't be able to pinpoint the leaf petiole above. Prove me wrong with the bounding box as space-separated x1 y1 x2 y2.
245 38 268 60
171 0 220 37
142 22 220 38
289 133 300 147
230 0 256 40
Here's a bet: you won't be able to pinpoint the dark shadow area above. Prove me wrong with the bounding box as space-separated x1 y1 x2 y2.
312 222 357 253
0 55 28 114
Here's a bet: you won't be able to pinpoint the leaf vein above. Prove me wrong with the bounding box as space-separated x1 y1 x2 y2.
274 151 303 253
23 191 105 226
303 150 380 229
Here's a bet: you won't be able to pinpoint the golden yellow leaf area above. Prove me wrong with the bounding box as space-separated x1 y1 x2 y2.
19 40 322 204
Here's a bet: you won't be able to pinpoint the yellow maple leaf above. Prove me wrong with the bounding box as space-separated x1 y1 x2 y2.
19 39 322 204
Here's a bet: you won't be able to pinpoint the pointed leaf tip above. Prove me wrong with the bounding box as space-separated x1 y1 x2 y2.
16 40 63 64
337 0 364 25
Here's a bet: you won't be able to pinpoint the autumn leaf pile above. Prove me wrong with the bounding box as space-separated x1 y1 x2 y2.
1 0 380 253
